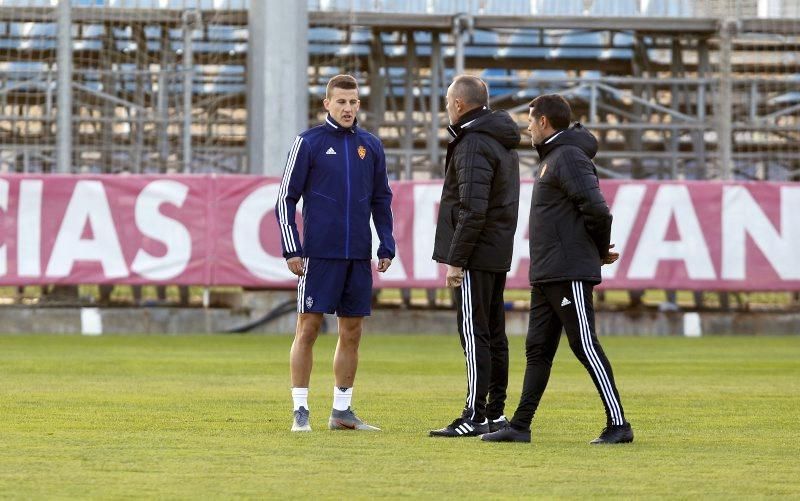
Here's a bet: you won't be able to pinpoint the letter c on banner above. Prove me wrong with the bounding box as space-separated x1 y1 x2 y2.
233 184 296 281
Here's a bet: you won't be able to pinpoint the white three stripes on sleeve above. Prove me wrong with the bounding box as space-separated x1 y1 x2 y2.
278 136 303 253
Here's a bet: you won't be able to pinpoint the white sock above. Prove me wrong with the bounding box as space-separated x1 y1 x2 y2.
333 386 353 411
292 387 308 411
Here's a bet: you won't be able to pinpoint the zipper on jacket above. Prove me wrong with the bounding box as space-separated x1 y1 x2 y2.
344 134 351 259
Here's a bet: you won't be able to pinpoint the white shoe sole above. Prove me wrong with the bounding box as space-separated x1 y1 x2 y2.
328 419 381 431
291 423 312 432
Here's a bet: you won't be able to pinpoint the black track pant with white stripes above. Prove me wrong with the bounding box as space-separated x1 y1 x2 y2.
453 269 509 423
510 280 627 430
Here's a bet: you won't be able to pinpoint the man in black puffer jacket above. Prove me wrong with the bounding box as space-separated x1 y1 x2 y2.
482 94 634 445
429 75 520 438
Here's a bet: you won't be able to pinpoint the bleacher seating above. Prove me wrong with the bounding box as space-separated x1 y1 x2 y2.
534 0 583 16
498 29 551 59
479 0 532 15
642 0 695 17
0 0 796 180
430 0 480 14
589 0 639 16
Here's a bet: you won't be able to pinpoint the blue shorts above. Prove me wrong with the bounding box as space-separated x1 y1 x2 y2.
296 258 373 317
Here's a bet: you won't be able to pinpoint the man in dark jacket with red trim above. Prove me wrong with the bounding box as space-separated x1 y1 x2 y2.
429 75 521 438
482 94 633 445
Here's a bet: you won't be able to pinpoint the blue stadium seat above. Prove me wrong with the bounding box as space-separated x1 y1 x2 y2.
409 31 452 58
107 0 164 7
517 69 571 99
381 31 406 57
480 68 516 97
74 23 104 51
18 22 57 50
642 0 695 17
431 0 480 14
309 27 345 55
465 29 500 58
549 30 604 60
606 31 634 59
381 0 428 13
338 28 370 56
498 29 551 59
308 27 371 56
0 0 53 5
550 29 632 61
480 0 532 15
589 0 639 16
319 0 376 11
0 62 49 90
534 0 583 16
197 64 245 94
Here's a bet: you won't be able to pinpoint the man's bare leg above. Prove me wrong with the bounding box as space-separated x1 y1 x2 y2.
290 312 324 387
290 313 323 431
334 316 363 388
328 316 379 430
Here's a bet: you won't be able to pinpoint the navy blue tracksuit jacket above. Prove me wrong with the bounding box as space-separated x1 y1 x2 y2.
276 115 395 261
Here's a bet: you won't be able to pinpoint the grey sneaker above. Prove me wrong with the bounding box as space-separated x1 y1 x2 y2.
291 406 311 432
328 407 381 431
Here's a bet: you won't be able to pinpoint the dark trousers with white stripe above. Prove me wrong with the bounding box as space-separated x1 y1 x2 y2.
453 269 509 423
510 280 626 430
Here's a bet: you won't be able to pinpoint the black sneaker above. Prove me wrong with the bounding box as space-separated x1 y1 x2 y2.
488 415 509 433
481 424 531 443
590 422 634 444
429 417 488 437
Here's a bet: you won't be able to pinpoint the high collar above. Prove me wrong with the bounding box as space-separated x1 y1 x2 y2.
534 128 567 158
324 114 358 134
447 106 490 139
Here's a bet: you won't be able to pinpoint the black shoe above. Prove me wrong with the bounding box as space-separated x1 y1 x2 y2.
429 417 488 437
481 424 531 443
488 415 509 433
590 422 634 444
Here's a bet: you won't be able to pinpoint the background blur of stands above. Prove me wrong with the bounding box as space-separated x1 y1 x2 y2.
0 0 798 313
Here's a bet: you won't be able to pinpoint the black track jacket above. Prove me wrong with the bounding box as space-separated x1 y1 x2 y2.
432 107 521 272
529 123 612 285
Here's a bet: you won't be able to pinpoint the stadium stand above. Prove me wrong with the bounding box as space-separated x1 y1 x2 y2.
0 0 797 181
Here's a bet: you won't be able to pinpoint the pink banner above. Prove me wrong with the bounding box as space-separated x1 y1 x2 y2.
0 175 797 290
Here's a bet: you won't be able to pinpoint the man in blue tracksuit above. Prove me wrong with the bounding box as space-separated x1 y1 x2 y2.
275 74 395 433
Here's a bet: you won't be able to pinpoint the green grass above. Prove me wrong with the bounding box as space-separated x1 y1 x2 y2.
1 334 798 498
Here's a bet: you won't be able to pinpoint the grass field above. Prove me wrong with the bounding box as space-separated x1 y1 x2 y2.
1 333 798 498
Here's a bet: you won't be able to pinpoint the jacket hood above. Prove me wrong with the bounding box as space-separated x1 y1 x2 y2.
467 110 521 150
535 123 598 159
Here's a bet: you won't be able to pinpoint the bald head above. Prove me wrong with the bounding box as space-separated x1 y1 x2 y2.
451 75 489 107
446 75 489 124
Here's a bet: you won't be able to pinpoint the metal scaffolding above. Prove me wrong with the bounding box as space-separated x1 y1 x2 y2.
0 4 797 179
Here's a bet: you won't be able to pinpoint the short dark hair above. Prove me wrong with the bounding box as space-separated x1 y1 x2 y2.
529 94 571 130
452 74 489 107
326 74 359 99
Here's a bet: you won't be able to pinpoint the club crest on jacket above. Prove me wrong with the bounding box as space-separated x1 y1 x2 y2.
358 145 366 160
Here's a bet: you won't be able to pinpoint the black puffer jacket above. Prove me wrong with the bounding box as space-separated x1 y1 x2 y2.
529 123 612 285
432 107 520 272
